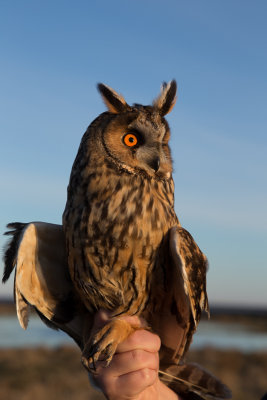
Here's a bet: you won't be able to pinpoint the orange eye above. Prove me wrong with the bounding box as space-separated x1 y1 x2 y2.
123 133 138 147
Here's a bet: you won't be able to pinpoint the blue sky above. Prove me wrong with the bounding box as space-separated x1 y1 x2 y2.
0 1 266 306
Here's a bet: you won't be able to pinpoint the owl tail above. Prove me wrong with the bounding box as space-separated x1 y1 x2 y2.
159 362 232 400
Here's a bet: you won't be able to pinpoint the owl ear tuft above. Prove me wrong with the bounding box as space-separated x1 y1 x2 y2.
97 83 130 114
153 80 177 116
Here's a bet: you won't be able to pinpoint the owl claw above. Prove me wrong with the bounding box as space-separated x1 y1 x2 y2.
81 354 96 372
89 326 112 356
81 319 138 372
81 324 117 371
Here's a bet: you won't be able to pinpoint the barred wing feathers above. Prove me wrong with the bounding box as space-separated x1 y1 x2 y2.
156 226 231 399
170 226 209 327
168 225 209 361
160 363 232 400
2 222 91 348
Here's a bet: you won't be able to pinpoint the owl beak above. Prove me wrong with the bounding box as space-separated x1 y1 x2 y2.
148 157 160 172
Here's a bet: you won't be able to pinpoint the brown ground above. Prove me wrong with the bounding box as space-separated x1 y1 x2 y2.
0 346 104 400
187 348 267 400
0 345 267 400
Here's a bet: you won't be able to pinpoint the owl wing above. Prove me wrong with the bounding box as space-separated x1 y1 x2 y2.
2 222 92 349
169 225 210 327
153 226 231 399
159 362 232 400
150 225 209 366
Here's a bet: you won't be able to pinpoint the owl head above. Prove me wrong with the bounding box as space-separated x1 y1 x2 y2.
92 81 177 180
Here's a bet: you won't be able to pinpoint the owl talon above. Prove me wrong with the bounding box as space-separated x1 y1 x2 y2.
89 326 112 356
81 319 138 371
81 354 96 372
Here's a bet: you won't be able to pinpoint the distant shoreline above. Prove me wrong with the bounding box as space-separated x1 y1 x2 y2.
0 300 15 314
1 297 267 321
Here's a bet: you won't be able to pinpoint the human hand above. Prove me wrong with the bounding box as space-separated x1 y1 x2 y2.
90 310 179 400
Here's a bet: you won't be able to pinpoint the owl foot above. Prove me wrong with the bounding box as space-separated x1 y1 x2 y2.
81 318 139 372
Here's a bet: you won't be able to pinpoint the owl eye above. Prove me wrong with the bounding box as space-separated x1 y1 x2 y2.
123 133 138 147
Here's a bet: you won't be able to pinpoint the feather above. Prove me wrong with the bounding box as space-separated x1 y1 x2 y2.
160 363 232 399
2 221 93 348
170 226 210 327
97 83 130 113
149 226 209 366
153 80 177 115
2 222 27 283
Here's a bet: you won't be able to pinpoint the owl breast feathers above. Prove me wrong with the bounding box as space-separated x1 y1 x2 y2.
2 81 231 399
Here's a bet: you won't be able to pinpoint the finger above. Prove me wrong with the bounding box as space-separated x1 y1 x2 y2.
113 368 158 398
92 352 158 397
116 328 161 354
96 348 159 377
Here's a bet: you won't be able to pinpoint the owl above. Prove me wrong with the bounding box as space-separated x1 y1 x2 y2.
62 80 206 366
3 82 231 400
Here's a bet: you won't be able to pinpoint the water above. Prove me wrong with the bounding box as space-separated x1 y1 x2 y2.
193 320 267 352
0 315 73 348
1 315 267 352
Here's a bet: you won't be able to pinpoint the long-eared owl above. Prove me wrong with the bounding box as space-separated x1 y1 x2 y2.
62 81 209 369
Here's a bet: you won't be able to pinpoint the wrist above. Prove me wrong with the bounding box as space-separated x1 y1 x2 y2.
156 379 179 400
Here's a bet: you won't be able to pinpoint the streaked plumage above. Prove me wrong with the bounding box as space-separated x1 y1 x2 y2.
2 82 231 399
62 81 208 367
